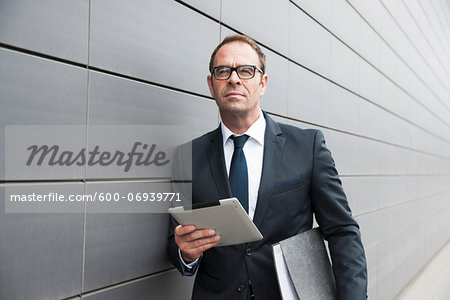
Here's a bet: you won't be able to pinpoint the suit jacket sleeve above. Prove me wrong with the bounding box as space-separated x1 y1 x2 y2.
310 130 367 299
167 141 201 276
167 215 201 276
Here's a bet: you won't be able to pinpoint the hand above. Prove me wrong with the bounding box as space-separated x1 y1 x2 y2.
174 225 221 263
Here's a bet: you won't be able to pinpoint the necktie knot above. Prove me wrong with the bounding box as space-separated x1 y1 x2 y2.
231 135 249 149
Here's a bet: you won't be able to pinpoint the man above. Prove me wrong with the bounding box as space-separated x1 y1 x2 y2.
167 34 367 300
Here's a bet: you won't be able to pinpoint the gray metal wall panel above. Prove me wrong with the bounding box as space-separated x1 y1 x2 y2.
83 210 171 292
365 247 378 300
330 38 360 93
359 19 382 69
0 184 84 300
89 0 219 97
83 71 218 291
87 71 218 130
1 1 449 299
0 0 88 63
83 269 194 300
287 62 331 126
321 129 358 175
259 46 288 116
181 0 221 21
221 0 289 55
291 0 332 31
0 49 87 181
289 4 332 78
331 0 361 53
358 59 381 104
86 71 218 179
329 84 359 133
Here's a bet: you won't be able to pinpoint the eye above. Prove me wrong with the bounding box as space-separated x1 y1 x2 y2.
215 67 230 76
238 66 254 77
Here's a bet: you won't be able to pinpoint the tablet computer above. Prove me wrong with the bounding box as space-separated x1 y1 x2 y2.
168 198 263 246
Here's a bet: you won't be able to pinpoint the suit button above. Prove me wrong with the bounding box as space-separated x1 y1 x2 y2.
237 284 245 292
246 248 252 256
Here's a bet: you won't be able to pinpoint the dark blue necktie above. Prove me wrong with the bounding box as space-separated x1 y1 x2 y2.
229 135 249 213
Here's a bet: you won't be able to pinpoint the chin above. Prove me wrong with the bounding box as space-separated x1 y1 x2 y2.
222 104 247 113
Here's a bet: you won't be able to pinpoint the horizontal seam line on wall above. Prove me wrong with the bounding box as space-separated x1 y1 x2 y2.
339 173 450 177
3 19 450 149
2 41 450 155
183 0 450 148
0 177 173 185
175 1 450 146
403 0 450 82
346 0 450 114
415 0 450 66
2 174 449 185
175 0 219 25
0 42 87 68
433 1 450 42
363 202 450 252
384 0 450 101
77 267 176 297
87 66 214 101
267 112 450 161
291 0 450 127
0 42 216 103
355 188 450 218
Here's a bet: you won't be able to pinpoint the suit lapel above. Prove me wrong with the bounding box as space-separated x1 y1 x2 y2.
207 127 232 199
205 114 285 226
253 113 285 228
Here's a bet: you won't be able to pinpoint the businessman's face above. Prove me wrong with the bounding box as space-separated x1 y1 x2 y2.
207 41 268 120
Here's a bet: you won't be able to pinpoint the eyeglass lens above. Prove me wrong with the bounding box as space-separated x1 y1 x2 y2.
213 66 256 80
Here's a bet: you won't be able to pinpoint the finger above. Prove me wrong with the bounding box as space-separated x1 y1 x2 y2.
181 235 221 261
189 228 216 240
189 234 221 249
191 236 221 252
175 224 195 236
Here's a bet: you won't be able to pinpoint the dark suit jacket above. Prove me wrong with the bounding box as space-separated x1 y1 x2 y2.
167 112 367 300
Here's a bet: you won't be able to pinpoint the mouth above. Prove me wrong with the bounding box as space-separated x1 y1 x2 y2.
225 91 244 97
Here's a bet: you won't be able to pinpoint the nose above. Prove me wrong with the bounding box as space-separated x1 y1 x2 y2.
228 69 241 85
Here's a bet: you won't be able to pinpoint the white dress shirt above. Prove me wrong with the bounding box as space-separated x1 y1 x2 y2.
221 110 266 220
179 110 266 269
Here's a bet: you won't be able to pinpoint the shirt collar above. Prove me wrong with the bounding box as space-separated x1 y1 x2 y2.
220 110 266 147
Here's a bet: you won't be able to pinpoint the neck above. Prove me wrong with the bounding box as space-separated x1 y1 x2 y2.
220 109 260 134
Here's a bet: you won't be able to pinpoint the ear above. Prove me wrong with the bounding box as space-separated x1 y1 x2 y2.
207 75 215 98
259 74 268 97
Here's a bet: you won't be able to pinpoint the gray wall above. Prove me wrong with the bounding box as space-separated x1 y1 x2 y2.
1 0 450 299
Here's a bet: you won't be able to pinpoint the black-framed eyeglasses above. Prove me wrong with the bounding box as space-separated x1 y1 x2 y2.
211 65 263 80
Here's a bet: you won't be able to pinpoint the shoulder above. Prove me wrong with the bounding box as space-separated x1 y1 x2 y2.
271 119 323 143
280 124 323 153
263 111 322 142
173 127 219 173
176 127 220 154
191 127 220 146
278 122 317 137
